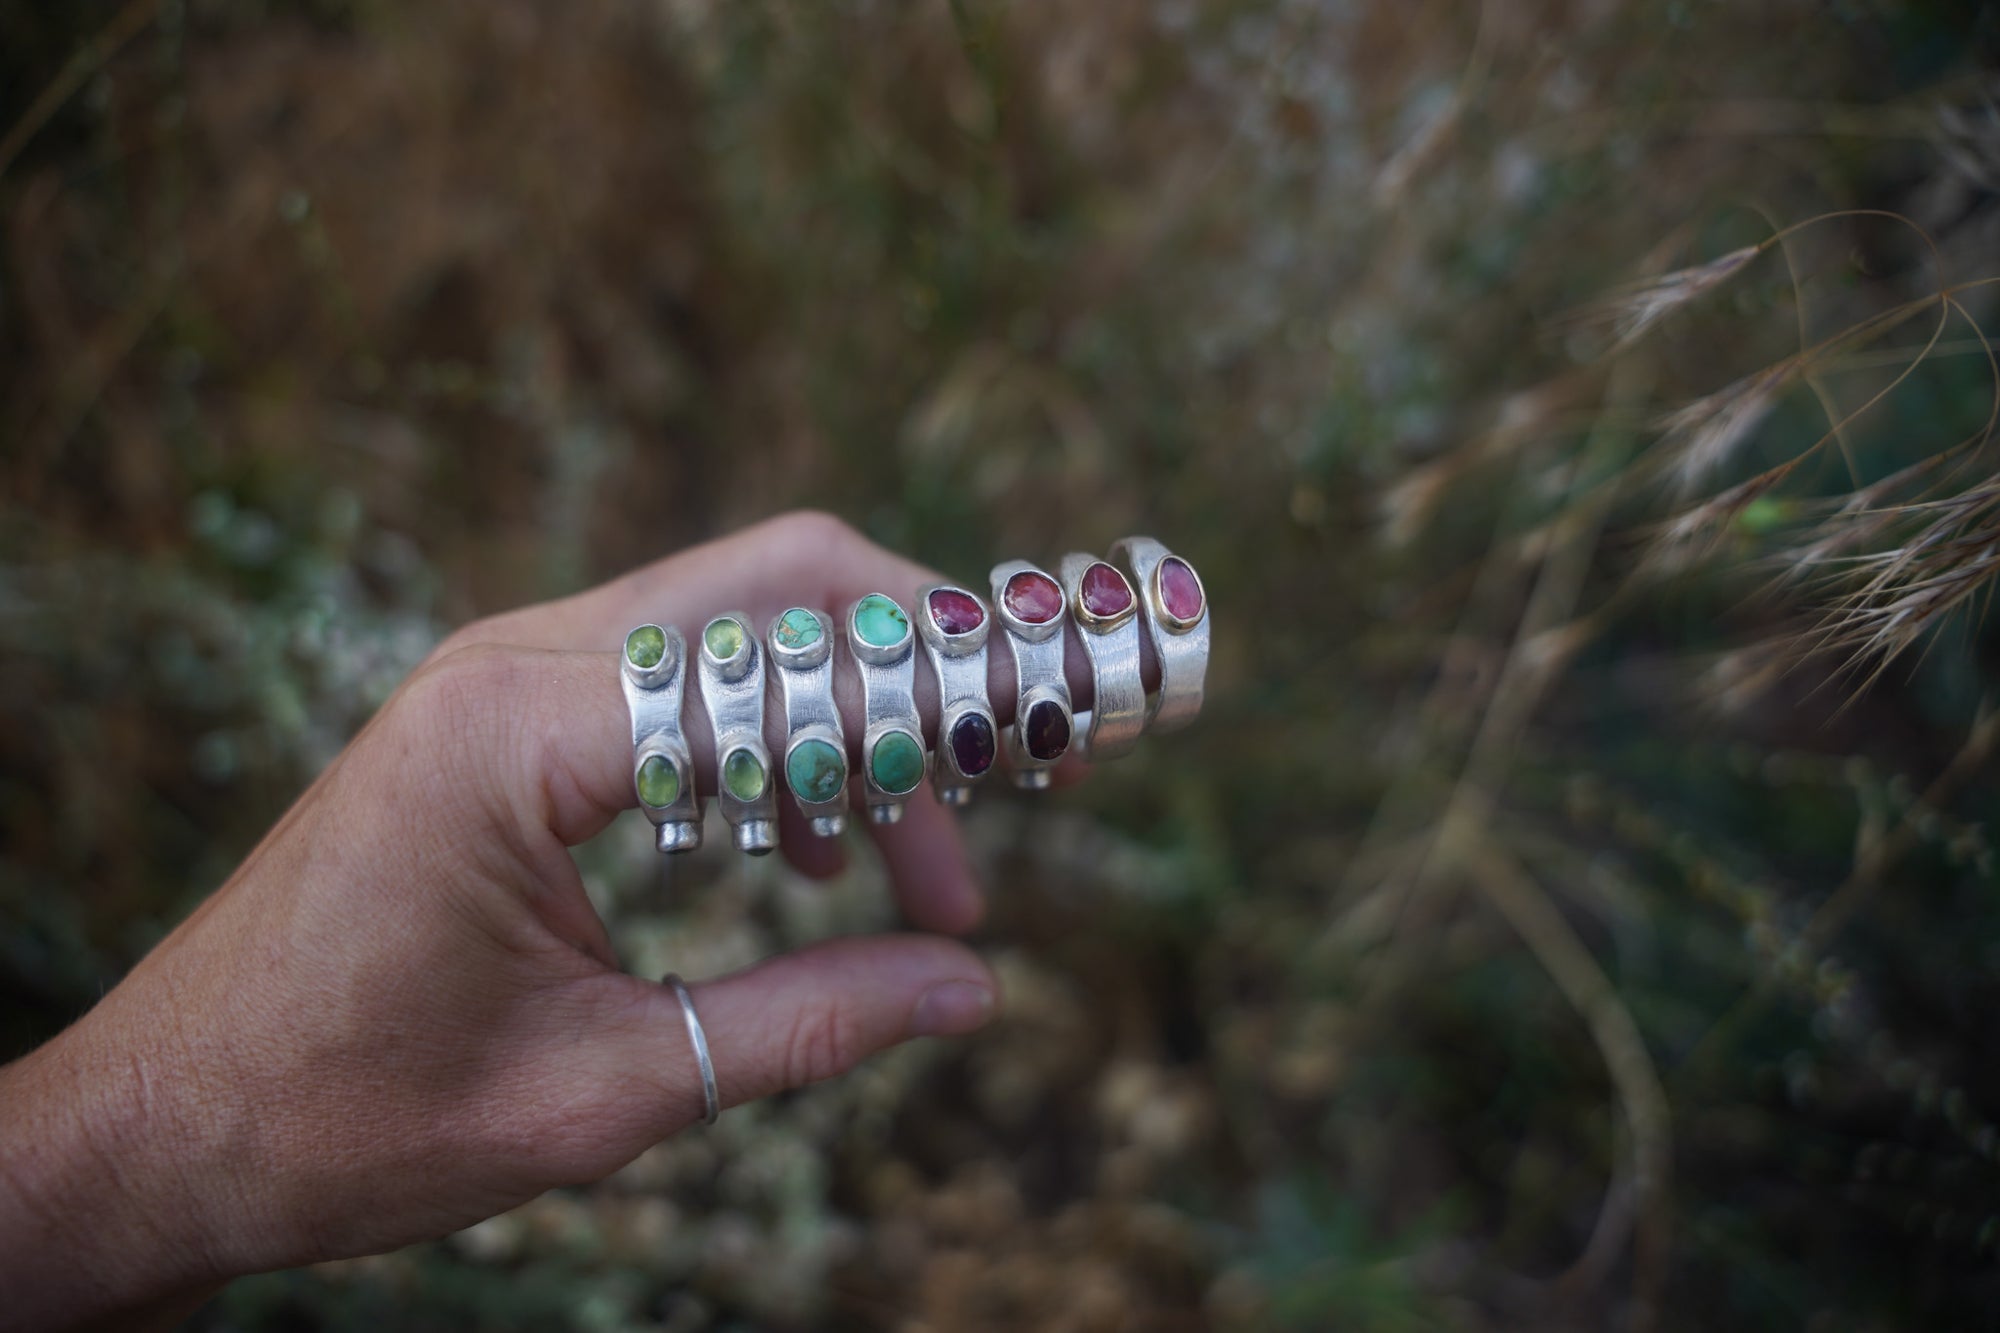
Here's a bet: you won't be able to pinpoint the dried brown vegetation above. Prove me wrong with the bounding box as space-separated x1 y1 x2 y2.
5 2 2000 1330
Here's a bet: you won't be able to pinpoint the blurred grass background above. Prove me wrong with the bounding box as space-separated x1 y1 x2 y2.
6 1 2000 1328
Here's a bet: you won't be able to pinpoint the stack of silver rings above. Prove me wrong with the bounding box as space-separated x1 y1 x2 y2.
620 536 1210 854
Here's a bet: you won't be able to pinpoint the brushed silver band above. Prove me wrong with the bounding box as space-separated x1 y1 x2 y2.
915 582 997 806
989 559 1073 789
663 973 719 1125
622 624 703 854
847 593 927 824
1109 536 1209 734
1059 552 1146 761
766 607 847 837
696 613 778 855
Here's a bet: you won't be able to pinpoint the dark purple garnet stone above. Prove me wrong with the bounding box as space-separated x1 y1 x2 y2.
949 714 996 776
1025 699 1070 762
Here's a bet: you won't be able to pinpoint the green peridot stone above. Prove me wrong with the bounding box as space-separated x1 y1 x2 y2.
853 594 908 649
704 617 747 661
625 624 667 670
869 731 924 795
723 748 767 802
636 754 680 807
775 607 823 650
786 738 846 804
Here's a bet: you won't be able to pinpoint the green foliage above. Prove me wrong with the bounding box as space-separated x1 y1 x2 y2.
4 1 2000 1329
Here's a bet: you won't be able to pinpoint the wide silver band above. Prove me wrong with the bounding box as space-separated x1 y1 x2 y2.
847 593 927 824
663 973 719 1126
1109 536 1210 734
1059 553 1146 761
989 559 1073 789
766 607 847 837
696 613 777 855
916 583 997 806
622 624 703 853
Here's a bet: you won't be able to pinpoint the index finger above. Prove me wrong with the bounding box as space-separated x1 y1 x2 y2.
438 511 1102 932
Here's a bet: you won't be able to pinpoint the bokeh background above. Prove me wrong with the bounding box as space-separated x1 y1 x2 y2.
6 1 2000 1328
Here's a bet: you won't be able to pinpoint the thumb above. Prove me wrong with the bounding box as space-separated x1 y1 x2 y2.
578 934 998 1137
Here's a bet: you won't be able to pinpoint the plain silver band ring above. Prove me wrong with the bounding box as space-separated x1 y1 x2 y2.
663 972 720 1125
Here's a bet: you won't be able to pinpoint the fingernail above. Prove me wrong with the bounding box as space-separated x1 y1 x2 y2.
907 980 996 1038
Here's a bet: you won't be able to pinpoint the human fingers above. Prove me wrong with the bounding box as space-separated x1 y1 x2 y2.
427 512 1145 923
856 781 984 934
570 934 996 1145
436 509 1132 772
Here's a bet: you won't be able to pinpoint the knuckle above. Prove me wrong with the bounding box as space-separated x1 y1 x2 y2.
767 507 861 553
777 999 862 1090
390 641 525 750
423 621 489 667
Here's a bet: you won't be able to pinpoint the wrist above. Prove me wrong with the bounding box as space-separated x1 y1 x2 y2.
0 1004 237 1329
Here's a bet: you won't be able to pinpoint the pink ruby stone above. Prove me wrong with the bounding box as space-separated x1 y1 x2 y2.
1080 562 1134 619
1159 556 1204 621
928 588 986 636
1003 570 1064 625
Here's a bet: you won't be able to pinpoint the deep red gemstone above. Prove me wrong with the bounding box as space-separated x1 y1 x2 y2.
928 588 986 637
949 714 996 776
1003 570 1064 625
1158 556 1204 622
1025 699 1070 761
1079 562 1134 619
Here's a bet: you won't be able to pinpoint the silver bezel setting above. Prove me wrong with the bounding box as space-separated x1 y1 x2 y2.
917 582 997 805
767 607 847 837
993 565 1067 645
847 592 926 823
622 623 703 853
697 611 777 855
989 559 1073 788
1060 552 1147 761
1111 536 1211 733
847 593 916 668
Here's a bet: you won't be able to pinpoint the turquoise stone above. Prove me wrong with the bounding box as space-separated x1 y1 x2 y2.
704 617 747 661
869 731 924 795
787 738 847 804
724 748 767 802
636 754 680 807
775 607 823 650
852 594 909 649
625 624 666 669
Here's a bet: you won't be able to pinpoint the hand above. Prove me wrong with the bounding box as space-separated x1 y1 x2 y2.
0 512 1103 1331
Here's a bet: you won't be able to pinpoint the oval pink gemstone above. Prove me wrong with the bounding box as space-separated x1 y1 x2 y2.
1079 562 1134 619
1158 556 1204 622
928 588 985 636
1003 570 1064 625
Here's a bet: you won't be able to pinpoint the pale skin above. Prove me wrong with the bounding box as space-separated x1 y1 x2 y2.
0 511 1126 1332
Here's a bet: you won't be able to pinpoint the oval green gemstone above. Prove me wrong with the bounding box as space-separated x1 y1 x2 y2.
636 754 680 808
852 594 909 649
786 738 846 804
625 624 667 670
869 731 924 795
775 607 823 650
723 748 767 802
704 617 747 662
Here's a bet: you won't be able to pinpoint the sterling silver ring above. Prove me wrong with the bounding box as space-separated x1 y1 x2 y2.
767 607 848 837
1059 553 1146 761
696 613 778 855
1109 536 1209 733
916 583 997 806
663 972 719 1125
847 592 927 824
622 624 703 853
989 560 1073 788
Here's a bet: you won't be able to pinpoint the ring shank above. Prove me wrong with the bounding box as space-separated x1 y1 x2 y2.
664 972 720 1126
